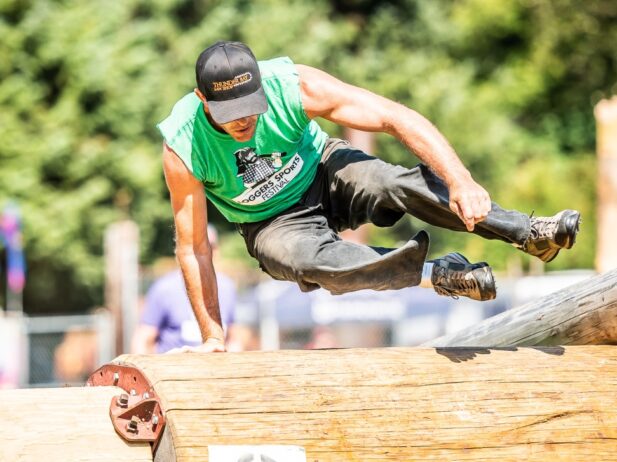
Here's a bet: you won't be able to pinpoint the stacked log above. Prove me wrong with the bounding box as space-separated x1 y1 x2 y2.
0 386 151 462
113 346 617 462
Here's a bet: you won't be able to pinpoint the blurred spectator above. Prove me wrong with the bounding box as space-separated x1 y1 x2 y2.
54 328 97 383
131 225 240 353
304 325 339 349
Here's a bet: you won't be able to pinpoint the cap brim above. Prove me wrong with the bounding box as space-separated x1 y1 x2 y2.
208 86 268 125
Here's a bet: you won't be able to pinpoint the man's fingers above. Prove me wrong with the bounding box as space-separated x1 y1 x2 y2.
166 344 226 354
473 196 488 221
449 182 491 232
484 196 492 216
190 341 227 353
165 345 191 354
451 201 475 231
459 201 477 231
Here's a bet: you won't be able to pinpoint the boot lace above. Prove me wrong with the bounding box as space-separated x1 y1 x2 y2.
432 266 479 299
528 211 560 241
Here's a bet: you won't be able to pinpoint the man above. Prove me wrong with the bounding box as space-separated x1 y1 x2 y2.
158 41 580 353
131 225 238 353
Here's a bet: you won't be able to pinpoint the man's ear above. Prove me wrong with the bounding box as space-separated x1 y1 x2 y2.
194 88 208 108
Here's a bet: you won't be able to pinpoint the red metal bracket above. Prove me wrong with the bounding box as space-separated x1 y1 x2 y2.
87 363 166 449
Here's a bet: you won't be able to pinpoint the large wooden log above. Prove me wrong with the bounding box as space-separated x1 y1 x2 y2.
424 268 617 348
0 386 152 462
113 346 617 461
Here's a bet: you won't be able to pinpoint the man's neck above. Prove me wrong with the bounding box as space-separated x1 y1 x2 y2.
203 107 227 134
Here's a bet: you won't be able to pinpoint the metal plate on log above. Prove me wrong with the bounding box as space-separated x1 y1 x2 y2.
87 363 166 448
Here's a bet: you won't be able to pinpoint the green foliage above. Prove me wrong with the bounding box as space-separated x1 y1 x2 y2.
0 0 613 312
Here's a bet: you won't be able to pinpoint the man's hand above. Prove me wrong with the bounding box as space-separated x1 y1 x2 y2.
448 178 492 232
166 337 226 354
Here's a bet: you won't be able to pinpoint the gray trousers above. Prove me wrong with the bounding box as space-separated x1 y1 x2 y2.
238 138 531 294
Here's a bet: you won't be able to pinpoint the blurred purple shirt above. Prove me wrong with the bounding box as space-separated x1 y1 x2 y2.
140 269 236 353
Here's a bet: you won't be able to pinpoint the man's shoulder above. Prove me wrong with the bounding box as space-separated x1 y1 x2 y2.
157 93 201 142
258 56 297 81
156 93 204 176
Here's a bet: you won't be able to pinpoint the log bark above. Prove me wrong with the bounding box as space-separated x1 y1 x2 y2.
423 268 617 348
0 386 152 462
116 346 617 462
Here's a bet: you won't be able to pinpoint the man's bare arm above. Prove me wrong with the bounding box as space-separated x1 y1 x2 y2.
297 64 491 231
162 143 225 352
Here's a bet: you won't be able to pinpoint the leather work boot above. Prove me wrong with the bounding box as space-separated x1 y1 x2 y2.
518 209 581 263
429 252 496 301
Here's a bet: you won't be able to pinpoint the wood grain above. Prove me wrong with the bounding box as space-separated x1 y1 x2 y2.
0 386 152 462
117 346 617 461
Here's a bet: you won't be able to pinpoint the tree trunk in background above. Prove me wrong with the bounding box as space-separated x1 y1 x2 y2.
341 128 375 245
595 96 617 273
344 127 375 155
105 221 139 356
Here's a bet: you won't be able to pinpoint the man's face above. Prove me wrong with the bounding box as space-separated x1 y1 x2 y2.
219 115 259 142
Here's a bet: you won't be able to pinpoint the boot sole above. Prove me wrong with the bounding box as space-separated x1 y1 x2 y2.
543 210 581 263
556 210 581 249
471 266 497 301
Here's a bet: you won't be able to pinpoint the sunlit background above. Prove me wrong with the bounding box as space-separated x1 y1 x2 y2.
1 0 616 387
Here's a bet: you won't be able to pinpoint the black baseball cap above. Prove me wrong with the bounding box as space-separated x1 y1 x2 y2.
195 41 268 125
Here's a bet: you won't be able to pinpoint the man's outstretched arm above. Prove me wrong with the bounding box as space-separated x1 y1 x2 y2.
297 64 491 232
162 143 225 352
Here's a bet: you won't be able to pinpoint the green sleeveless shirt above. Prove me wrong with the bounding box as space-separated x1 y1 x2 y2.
157 57 328 223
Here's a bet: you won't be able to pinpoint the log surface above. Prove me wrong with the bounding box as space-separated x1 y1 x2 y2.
0 386 152 462
118 346 617 461
424 269 617 347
